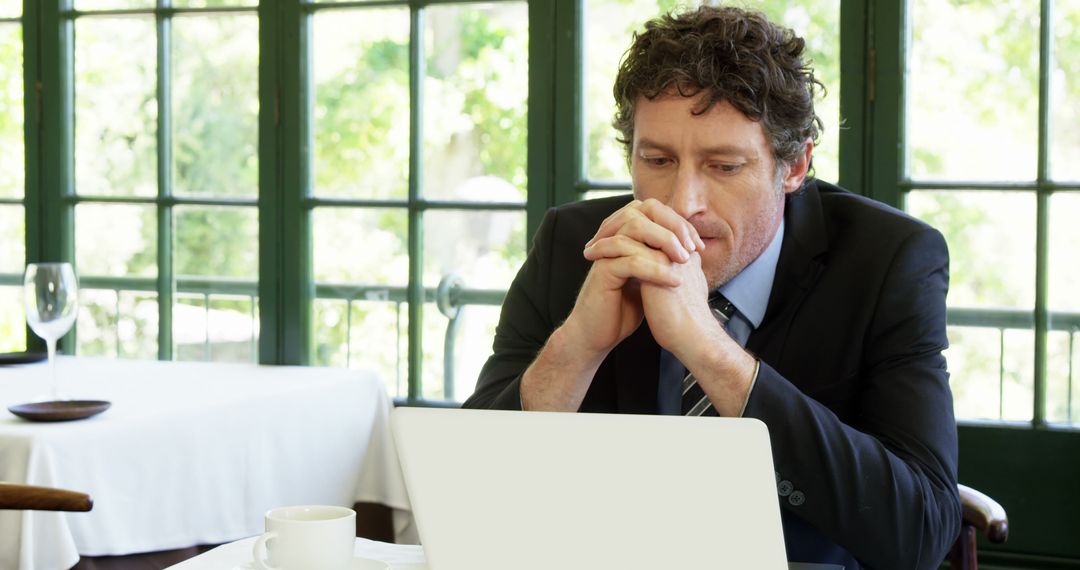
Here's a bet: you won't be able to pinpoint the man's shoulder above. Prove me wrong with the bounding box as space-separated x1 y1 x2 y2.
810 179 937 237
539 194 634 245
552 193 633 220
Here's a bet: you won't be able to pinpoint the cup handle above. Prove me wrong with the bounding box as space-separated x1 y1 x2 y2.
252 531 280 570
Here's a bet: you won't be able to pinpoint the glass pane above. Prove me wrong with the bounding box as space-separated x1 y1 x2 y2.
907 0 1039 181
75 17 157 197
75 203 157 277
947 326 1034 422
174 206 258 279
583 0 841 184
0 23 23 199
422 2 528 202
312 208 408 285
907 191 1035 309
422 209 526 290
1049 194 1080 312
173 14 259 197
1048 193 1080 423
1051 0 1080 181
422 302 500 401
312 8 409 199
0 285 26 352
76 289 158 359
74 0 155 9
0 1 20 18
0 205 23 273
313 298 407 399
1046 330 1080 425
174 293 258 363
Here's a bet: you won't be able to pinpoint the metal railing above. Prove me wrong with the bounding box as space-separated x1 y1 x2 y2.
948 307 1080 424
12 269 1075 417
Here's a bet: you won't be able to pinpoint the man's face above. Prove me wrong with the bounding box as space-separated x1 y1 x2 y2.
630 94 807 289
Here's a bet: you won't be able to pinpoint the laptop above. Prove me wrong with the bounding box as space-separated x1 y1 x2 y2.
391 407 789 570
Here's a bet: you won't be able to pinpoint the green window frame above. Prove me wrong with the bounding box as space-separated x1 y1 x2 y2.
867 0 1080 428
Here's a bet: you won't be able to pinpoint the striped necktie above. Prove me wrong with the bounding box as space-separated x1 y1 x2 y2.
681 293 737 416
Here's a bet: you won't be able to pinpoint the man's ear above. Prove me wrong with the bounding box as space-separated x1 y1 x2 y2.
782 139 814 194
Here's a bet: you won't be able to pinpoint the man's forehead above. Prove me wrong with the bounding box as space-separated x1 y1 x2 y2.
632 95 767 153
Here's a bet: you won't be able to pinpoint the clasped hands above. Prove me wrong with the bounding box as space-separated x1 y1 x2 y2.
556 199 756 416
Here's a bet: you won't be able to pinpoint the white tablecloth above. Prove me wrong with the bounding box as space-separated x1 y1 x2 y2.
168 536 427 569
0 357 414 570
166 537 840 570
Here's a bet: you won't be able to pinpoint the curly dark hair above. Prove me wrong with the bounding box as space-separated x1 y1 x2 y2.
612 5 823 168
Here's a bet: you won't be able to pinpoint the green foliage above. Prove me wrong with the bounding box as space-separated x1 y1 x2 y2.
0 24 24 199
314 30 410 198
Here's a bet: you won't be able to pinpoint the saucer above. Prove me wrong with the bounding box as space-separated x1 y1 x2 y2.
0 351 47 366
8 400 112 422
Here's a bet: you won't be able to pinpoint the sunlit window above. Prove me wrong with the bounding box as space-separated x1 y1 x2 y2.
0 1 25 352
906 0 1080 425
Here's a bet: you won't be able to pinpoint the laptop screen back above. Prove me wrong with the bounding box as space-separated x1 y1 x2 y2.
391 407 787 570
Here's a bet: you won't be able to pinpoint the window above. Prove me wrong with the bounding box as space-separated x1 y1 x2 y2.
6 0 530 404
305 1 529 401
60 0 260 361
902 0 1080 425
0 0 24 352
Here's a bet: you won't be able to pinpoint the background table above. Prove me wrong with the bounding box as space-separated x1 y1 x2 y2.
0 357 414 570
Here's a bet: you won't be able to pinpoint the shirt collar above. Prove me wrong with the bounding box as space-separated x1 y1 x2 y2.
717 218 784 329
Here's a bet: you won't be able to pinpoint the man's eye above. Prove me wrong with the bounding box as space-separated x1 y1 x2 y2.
646 157 672 167
711 162 743 173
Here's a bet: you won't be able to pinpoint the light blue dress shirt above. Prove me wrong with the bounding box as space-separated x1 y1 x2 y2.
657 219 785 415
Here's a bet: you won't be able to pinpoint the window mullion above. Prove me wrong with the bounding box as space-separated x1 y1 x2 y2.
1033 0 1054 426
525 0 557 241
837 0 869 193
29 0 75 352
406 2 424 401
258 0 310 365
866 0 906 209
156 4 174 360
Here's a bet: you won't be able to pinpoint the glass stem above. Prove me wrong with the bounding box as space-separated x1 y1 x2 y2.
47 338 58 401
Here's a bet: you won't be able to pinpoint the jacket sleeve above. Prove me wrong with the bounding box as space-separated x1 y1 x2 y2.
462 207 560 411
743 226 961 569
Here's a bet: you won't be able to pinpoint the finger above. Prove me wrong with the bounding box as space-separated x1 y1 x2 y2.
586 209 693 263
583 233 672 263
619 217 695 262
637 199 703 253
597 256 682 288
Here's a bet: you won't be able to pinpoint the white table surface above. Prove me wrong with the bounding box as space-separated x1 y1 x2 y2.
167 537 842 570
0 357 414 570
168 536 427 569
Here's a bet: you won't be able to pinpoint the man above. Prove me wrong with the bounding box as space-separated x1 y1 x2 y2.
463 5 961 569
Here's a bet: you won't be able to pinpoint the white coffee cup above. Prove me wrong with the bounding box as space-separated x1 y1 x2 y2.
252 505 357 570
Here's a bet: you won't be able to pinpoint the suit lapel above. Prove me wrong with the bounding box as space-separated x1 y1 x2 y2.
747 181 829 359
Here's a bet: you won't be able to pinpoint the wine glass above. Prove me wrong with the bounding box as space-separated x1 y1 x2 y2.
24 262 80 402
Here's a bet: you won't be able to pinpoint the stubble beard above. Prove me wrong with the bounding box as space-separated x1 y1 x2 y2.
701 175 787 291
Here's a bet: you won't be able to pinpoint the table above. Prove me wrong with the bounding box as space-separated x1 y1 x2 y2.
168 536 427 569
0 357 415 570
169 537 843 570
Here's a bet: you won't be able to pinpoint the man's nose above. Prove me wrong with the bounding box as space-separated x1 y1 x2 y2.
668 165 707 219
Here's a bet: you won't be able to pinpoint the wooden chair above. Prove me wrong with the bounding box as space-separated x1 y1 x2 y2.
949 484 1008 570
0 482 93 512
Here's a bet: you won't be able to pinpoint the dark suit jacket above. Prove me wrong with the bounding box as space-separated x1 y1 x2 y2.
462 180 962 569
